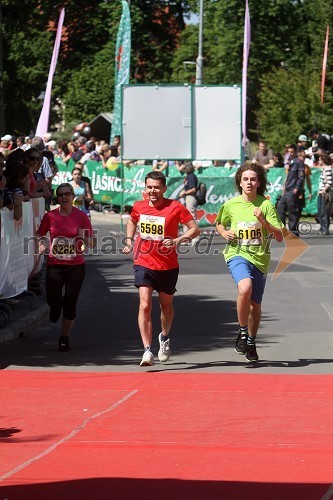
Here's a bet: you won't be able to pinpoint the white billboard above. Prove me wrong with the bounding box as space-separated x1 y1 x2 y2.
121 84 241 161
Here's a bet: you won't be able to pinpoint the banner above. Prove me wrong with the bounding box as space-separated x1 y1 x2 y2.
0 199 45 299
53 160 320 224
36 8 65 137
321 24 329 105
110 0 131 143
242 0 251 147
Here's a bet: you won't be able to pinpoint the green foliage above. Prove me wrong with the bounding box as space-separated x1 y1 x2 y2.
63 62 115 124
1 0 333 148
257 66 333 152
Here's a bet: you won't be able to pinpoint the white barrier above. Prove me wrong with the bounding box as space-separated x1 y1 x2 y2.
0 199 45 299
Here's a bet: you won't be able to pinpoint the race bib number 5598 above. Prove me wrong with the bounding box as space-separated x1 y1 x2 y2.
139 214 165 240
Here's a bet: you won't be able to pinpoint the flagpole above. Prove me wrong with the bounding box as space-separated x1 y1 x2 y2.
195 0 204 85
112 0 131 231
242 0 251 158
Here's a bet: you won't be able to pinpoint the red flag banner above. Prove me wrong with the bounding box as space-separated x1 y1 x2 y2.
321 24 329 105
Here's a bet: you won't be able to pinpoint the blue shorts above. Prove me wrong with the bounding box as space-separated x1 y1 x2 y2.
134 265 179 295
227 257 267 304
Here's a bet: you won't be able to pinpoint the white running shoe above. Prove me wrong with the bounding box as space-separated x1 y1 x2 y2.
158 332 171 362
140 350 155 366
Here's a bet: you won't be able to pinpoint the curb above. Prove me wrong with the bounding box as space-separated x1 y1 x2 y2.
0 303 49 344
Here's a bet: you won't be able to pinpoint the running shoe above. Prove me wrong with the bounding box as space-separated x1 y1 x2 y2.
58 335 70 352
234 333 247 355
158 332 171 362
140 350 155 366
246 343 259 362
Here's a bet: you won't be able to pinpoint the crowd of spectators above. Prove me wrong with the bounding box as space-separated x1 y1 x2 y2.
1 127 332 222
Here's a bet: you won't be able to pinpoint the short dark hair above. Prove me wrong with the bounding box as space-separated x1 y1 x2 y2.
56 182 74 196
145 170 166 186
234 162 268 196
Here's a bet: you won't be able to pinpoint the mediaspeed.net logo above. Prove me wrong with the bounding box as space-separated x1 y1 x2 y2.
271 223 310 280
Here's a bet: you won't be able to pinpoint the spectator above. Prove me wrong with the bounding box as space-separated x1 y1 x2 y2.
297 134 308 152
63 141 78 165
3 161 30 220
273 152 284 168
0 136 11 154
16 136 26 150
224 160 236 169
299 160 313 214
175 160 185 173
178 162 199 244
254 140 274 169
0 152 6 208
316 153 332 235
31 136 55 212
24 148 44 198
55 139 69 161
309 128 329 153
79 141 101 165
277 144 305 236
192 160 213 170
152 160 168 172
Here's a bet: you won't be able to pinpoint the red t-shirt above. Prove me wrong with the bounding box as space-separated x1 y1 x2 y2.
130 198 193 270
37 207 93 266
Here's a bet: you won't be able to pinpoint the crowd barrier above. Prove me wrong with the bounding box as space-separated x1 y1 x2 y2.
0 198 45 300
54 160 320 227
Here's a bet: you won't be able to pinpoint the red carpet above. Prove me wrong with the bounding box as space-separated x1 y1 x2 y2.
0 371 332 499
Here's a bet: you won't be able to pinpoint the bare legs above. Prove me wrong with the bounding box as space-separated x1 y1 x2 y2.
237 278 261 337
138 287 174 348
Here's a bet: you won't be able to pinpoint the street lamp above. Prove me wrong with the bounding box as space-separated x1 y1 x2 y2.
195 0 204 85
183 0 204 85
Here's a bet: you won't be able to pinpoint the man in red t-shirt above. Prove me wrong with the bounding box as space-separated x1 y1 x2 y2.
123 171 199 367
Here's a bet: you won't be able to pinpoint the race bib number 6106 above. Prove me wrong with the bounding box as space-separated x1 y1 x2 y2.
236 221 262 246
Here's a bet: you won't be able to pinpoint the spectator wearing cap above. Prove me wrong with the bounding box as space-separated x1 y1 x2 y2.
297 135 308 152
309 128 329 153
0 134 12 153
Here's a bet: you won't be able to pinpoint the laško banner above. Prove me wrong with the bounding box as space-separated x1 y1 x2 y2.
53 160 319 226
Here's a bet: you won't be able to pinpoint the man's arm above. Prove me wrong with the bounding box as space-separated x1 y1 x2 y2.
295 161 305 193
264 150 274 169
162 219 199 247
216 222 236 242
122 218 137 253
253 208 283 242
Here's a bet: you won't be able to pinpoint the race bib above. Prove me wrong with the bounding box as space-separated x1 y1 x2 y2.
236 221 263 246
73 196 84 208
52 237 77 260
139 214 165 240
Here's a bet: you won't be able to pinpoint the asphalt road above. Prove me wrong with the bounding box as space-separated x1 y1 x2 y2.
1 212 332 374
